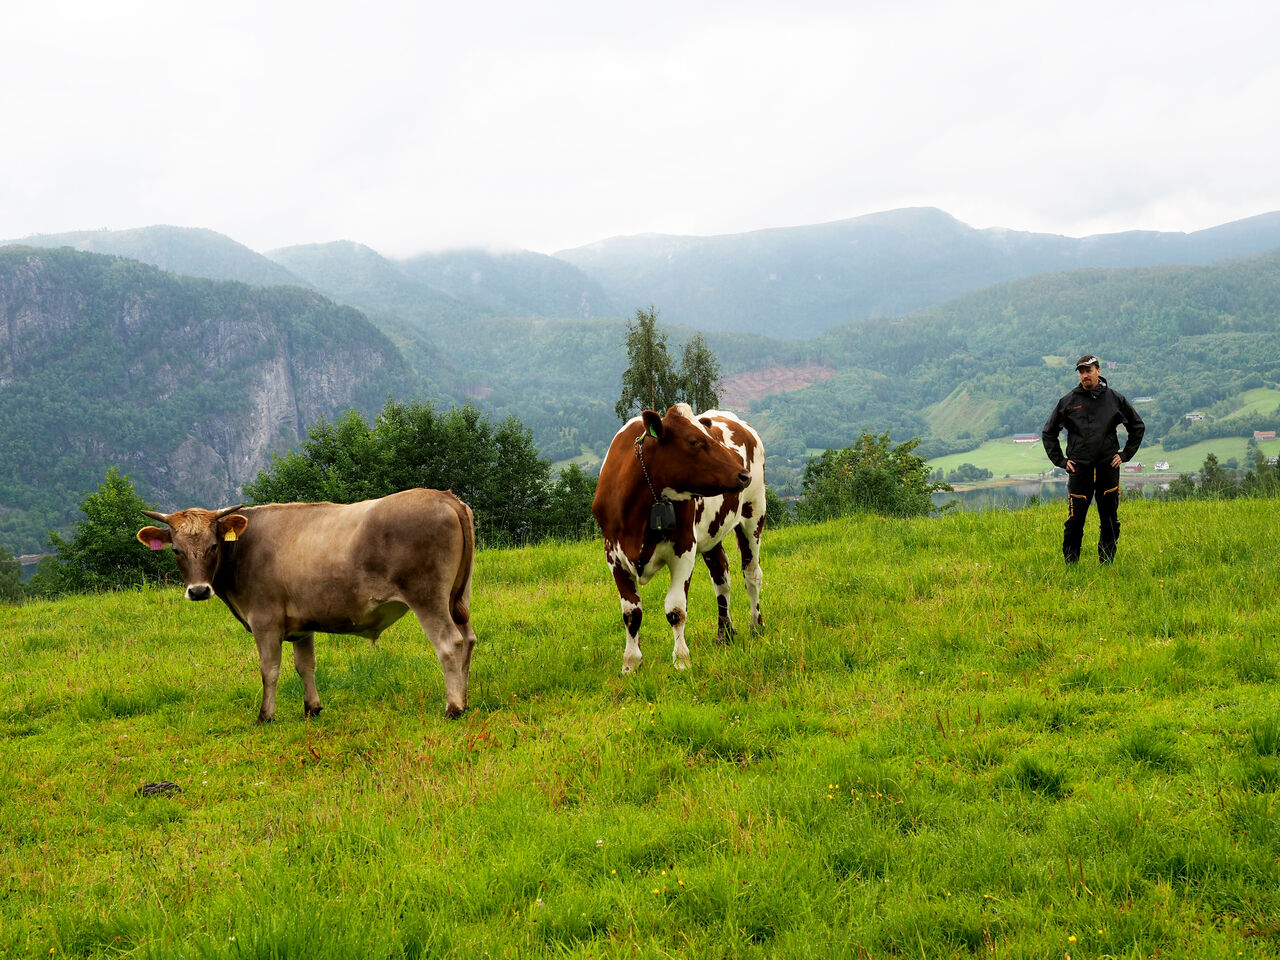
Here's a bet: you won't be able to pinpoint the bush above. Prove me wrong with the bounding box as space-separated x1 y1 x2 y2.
244 399 595 548
945 462 994 483
28 468 177 596
542 463 599 541
0 543 24 603
764 485 792 527
797 432 951 521
1156 451 1280 502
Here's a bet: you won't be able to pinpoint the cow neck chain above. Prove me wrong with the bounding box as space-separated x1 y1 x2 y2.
634 434 667 504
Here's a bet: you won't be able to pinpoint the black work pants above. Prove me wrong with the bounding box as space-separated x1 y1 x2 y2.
1063 462 1121 563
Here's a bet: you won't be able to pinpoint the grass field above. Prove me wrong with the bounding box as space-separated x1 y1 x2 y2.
928 438 1057 478
1223 387 1280 420
3 500 1279 958
922 388 1000 439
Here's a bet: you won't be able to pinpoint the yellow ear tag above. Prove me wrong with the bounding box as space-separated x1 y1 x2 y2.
223 530 237 542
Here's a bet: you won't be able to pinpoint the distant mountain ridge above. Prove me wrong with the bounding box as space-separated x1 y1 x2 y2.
10 209 1280 341
8 225 305 288
554 208 1280 337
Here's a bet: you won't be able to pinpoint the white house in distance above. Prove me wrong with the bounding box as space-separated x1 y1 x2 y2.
1012 433 1039 444
1155 460 1171 471
1185 412 1205 421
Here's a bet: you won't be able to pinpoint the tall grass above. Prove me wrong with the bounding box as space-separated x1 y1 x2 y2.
1 499 1277 957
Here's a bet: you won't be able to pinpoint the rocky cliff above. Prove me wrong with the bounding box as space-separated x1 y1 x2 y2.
0 246 413 552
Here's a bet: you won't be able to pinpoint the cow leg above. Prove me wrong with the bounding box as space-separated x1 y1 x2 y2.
457 572 479 690
665 551 697 670
701 543 735 643
611 562 644 674
459 618 478 692
253 631 285 724
412 605 470 718
292 633 323 719
735 516 765 628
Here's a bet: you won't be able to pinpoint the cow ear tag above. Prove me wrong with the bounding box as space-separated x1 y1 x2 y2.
223 530 237 542
648 424 659 438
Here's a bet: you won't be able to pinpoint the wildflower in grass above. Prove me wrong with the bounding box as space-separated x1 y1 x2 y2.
1069 935 1077 943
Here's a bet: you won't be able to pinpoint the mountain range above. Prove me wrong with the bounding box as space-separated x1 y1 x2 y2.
15 208 1280 340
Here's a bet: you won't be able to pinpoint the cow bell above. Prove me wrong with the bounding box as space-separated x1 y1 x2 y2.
648 499 677 539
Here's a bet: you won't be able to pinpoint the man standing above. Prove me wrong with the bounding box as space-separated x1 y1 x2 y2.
1041 355 1145 563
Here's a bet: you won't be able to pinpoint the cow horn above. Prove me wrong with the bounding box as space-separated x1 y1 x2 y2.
215 504 244 518
140 509 170 524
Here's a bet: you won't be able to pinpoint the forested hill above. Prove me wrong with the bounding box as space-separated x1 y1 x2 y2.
751 252 1280 468
555 208 1280 338
0 247 412 553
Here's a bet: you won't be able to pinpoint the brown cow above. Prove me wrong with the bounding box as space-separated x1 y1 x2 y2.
137 489 477 722
592 404 765 673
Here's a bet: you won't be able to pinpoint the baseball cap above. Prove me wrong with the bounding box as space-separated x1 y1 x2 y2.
1075 355 1101 370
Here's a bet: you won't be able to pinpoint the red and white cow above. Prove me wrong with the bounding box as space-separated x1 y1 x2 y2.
591 404 765 673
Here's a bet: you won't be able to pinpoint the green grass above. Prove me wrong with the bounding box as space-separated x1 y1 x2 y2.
1222 387 1280 419
3 500 1280 957
922 387 1000 439
928 437 1056 478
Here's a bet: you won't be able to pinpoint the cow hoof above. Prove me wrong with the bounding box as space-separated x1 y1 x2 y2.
305 704 324 719
256 713 274 725
445 704 465 719
621 660 640 675
674 658 690 671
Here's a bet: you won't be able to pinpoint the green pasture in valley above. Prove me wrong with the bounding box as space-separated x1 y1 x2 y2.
1146 437 1280 476
929 435 1280 481
1222 387 1280 420
928 438 1056 478
3 500 1279 958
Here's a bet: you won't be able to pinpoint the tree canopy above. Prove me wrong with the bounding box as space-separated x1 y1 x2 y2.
244 399 596 548
615 307 723 421
28 467 177 595
798 432 952 521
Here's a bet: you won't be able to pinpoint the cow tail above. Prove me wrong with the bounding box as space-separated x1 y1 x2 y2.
448 494 475 627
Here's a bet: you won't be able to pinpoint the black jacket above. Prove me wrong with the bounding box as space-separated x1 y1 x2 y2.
1041 377 1145 468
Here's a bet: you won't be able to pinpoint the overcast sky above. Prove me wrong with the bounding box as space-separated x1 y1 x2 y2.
3 0 1278 257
